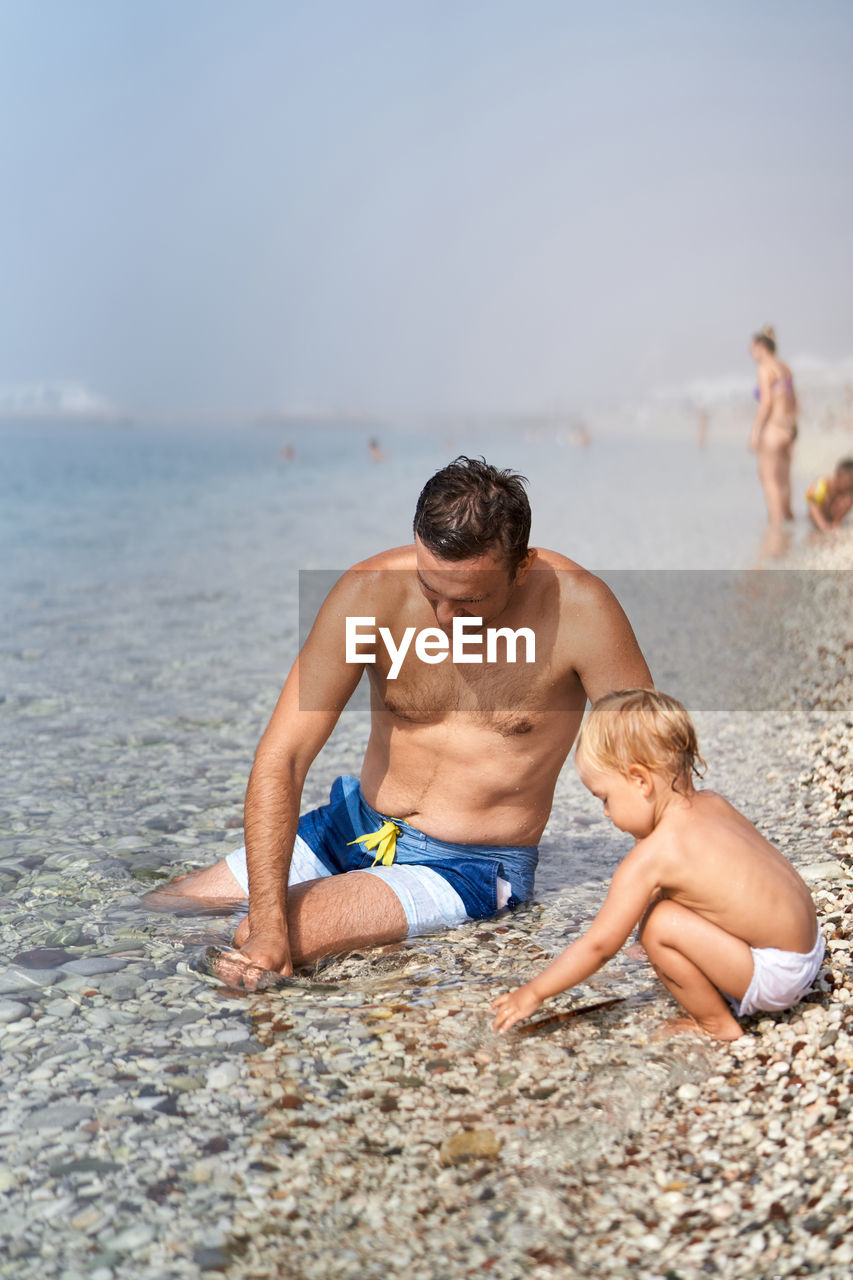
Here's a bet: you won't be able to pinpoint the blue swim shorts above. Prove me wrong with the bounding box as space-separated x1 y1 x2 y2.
224 774 538 937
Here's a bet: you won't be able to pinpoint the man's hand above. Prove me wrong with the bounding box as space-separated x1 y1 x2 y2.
491 983 544 1034
210 921 294 991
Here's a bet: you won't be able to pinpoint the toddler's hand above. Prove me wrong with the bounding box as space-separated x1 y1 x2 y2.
491 984 543 1034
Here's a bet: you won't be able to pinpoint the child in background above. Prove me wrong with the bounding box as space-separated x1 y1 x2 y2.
492 690 824 1042
806 458 853 531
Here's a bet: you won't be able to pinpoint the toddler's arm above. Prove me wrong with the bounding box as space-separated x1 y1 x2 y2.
491 845 659 1034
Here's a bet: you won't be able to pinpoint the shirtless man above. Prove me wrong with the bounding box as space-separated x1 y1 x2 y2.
161 457 651 988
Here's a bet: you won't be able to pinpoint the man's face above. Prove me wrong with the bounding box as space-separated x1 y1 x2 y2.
414 537 525 630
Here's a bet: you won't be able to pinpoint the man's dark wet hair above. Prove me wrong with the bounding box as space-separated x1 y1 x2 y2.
413 456 531 572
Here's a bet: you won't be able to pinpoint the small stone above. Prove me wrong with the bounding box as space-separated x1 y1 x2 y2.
801 861 848 882
101 1223 155 1251
439 1130 501 1166
0 1000 29 1024
71 1206 104 1232
206 1061 241 1090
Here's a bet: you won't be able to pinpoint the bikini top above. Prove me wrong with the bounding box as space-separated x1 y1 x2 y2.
754 375 794 401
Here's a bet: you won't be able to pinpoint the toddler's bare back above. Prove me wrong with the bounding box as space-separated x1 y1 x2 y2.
649 790 817 953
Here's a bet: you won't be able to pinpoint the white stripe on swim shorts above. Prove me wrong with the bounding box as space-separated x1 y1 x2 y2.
224 835 332 897
362 866 513 936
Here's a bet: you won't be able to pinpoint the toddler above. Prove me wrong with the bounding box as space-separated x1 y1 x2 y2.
492 690 824 1041
806 457 853 531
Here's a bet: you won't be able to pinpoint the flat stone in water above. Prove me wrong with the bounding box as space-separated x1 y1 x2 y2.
98 974 142 1000
0 1000 29 1024
22 1102 94 1132
50 1157 120 1177
61 957 131 977
13 947 76 968
0 967 62 993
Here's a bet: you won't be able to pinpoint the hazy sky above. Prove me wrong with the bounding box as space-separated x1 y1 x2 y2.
2 1 851 417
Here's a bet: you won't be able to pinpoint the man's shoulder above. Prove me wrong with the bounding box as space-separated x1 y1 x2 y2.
349 544 415 573
325 545 414 612
533 549 614 607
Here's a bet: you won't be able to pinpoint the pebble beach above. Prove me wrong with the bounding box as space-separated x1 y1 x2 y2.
2 423 852 1279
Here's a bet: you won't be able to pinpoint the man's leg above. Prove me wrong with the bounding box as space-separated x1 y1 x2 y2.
141 858 248 911
214 871 408 987
237 871 407 963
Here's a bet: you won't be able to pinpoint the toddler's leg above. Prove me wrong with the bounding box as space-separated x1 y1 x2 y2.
639 899 754 1041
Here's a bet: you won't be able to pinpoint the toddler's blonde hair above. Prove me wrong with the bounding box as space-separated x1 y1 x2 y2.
575 689 706 794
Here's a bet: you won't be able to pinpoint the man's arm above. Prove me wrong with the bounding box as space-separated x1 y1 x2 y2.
235 571 373 977
567 573 652 704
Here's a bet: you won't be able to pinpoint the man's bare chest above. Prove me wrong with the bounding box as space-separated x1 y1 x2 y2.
370 650 580 732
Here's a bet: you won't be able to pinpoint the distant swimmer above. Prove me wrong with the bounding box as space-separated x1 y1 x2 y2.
280 444 294 462
806 457 853 531
748 325 798 525
368 437 387 463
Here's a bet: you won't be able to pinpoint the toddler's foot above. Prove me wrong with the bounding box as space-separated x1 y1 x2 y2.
652 1014 743 1042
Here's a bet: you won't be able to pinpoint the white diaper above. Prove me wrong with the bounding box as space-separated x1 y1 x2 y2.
732 927 825 1018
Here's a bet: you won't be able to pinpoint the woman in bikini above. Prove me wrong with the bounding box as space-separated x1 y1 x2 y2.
749 325 798 525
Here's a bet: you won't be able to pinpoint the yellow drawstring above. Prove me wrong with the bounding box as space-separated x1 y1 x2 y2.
347 819 401 867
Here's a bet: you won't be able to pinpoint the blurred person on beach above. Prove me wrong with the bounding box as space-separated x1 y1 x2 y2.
492 690 823 1042
805 457 853 531
150 457 651 989
748 324 798 525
